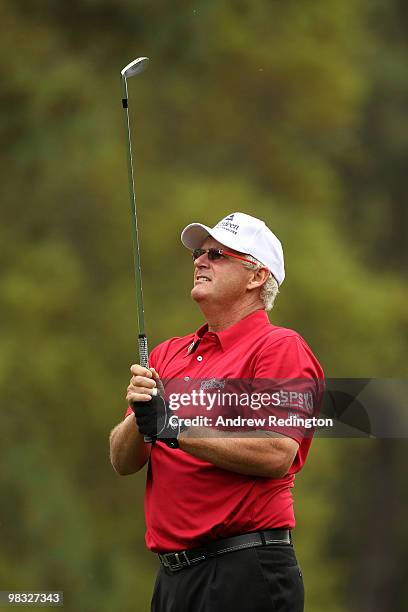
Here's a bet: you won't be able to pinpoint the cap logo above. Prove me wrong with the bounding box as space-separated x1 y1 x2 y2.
216 214 240 235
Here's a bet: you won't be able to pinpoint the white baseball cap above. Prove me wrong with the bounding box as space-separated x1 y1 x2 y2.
181 212 285 285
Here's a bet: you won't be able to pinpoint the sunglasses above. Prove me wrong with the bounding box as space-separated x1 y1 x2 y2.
191 248 257 266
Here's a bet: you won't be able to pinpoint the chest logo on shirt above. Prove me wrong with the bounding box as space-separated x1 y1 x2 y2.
200 378 225 391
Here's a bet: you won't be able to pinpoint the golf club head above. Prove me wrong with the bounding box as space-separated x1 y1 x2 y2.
121 57 149 78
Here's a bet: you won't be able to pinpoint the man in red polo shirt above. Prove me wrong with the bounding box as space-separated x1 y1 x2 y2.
110 212 324 612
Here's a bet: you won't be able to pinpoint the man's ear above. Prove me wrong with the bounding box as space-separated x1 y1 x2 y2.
247 267 270 291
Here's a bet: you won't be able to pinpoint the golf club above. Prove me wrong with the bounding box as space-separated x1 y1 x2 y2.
120 56 156 443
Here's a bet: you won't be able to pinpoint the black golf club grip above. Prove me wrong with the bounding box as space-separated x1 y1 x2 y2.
138 334 149 369
138 334 155 444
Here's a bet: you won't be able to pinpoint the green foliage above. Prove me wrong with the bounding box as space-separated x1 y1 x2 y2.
0 1 407 610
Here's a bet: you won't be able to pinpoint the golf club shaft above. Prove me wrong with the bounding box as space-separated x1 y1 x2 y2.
121 76 149 369
121 74 155 444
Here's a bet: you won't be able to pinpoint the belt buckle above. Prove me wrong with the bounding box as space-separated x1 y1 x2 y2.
160 550 190 572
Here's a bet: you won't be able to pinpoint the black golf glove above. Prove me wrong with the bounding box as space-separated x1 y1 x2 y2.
131 395 183 449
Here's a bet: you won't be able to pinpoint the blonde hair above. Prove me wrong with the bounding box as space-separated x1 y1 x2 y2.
242 255 279 311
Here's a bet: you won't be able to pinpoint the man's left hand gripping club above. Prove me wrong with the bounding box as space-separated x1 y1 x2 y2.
126 365 182 449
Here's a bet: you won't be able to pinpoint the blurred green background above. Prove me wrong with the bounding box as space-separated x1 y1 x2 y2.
1 1 407 610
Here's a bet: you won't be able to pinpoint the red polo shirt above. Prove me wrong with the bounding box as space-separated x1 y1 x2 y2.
125 309 324 552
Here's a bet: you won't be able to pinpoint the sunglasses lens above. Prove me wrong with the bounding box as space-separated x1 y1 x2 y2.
208 249 222 260
192 249 223 261
192 249 204 260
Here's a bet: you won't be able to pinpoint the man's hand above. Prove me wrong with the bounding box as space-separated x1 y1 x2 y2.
126 364 162 439
132 395 168 438
126 364 161 404
126 364 181 447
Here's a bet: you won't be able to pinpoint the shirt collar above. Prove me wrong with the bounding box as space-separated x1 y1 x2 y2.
186 309 270 355
216 309 270 351
186 322 209 355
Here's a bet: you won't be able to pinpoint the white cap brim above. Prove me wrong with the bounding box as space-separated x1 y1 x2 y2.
181 222 247 252
181 223 214 250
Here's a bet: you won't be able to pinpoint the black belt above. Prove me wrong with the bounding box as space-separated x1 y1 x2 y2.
158 529 291 572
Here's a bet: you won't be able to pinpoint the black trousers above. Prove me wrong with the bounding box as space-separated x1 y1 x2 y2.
151 543 304 612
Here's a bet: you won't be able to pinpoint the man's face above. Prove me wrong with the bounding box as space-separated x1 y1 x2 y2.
191 237 255 307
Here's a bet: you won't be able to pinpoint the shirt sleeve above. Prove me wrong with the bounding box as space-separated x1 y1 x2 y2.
254 334 323 380
251 334 324 445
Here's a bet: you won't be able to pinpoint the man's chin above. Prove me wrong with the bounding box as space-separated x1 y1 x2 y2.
191 285 209 302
